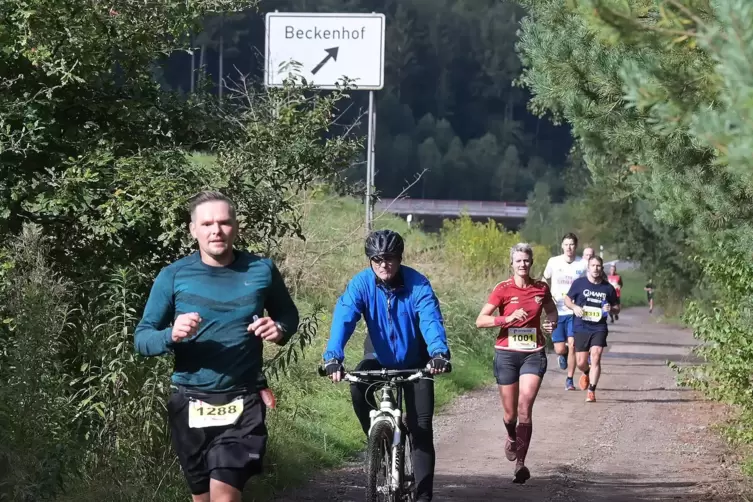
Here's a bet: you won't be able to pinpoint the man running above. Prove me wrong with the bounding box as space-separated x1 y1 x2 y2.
565 256 619 402
322 229 451 502
607 264 623 323
476 243 558 484
582 247 594 262
543 233 587 391
645 278 655 313
135 191 300 502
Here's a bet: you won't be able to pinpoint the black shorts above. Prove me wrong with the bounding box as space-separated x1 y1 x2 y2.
493 349 547 386
168 386 268 495
574 331 608 352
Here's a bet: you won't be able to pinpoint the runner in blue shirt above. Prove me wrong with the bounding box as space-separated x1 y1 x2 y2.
564 255 619 403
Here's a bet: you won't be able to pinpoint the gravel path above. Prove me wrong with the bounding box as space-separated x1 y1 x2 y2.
271 308 747 501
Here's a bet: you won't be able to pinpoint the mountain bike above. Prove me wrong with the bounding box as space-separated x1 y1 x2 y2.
319 366 447 502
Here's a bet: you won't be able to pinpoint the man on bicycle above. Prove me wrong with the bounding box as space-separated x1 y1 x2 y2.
134 191 299 502
322 229 451 502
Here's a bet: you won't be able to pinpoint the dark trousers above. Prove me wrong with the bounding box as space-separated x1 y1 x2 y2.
350 358 435 501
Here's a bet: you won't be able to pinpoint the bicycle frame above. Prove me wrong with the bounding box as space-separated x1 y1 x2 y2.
319 367 427 497
319 365 448 501
362 370 428 497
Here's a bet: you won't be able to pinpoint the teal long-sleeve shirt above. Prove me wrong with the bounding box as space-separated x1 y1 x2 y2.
134 251 299 392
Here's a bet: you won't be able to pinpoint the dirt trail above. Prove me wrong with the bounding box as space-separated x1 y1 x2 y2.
272 309 746 501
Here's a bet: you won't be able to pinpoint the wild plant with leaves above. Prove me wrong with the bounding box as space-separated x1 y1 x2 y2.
0 0 362 499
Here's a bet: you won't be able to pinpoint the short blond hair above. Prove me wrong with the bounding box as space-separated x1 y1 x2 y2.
510 242 534 264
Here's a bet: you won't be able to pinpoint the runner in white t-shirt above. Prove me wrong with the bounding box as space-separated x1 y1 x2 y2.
543 233 587 391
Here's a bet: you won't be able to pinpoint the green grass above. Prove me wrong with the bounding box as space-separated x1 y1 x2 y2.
618 269 648 309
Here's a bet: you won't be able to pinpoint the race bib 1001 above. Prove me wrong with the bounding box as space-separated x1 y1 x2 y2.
582 306 603 323
508 327 538 350
188 397 244 428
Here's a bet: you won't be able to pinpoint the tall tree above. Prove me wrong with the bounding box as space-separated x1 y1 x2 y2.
516 0 753 449
384 3 418 100
417 137 443 197
493 144 522 200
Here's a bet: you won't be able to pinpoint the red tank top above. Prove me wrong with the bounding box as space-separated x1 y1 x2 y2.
607 274 622 297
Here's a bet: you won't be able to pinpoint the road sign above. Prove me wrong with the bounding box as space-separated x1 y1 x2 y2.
265 12 386 90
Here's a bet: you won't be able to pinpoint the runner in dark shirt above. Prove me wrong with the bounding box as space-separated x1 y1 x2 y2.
565 256 619 403
645 278 655 314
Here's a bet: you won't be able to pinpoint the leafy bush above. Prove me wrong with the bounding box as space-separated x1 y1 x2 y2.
0 225 79 501
441 215 550 278
676 247 753 446
1 0 363 498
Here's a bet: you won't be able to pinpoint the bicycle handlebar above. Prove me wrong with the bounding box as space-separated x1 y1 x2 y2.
316 366 435 384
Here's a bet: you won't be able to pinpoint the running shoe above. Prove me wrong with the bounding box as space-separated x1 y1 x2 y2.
513 464 531 484
558 354 567 370
586 390 596 402
505 438 517 461
565 377 576 391
579 373 590 391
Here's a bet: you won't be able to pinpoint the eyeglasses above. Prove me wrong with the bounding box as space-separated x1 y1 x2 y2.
370 255 398 265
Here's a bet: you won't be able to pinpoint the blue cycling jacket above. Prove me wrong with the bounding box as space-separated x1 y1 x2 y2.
323 266 449 368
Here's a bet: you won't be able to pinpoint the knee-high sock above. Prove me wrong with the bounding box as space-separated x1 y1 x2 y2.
515 422 533 466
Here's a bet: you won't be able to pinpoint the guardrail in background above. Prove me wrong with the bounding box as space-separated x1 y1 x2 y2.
375 198 528 218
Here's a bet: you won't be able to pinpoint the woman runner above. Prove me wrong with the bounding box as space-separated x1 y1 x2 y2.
475 243 558 484
607 264 623 323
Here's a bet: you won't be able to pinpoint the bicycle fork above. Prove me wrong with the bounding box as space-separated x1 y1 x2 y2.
390 420 403 492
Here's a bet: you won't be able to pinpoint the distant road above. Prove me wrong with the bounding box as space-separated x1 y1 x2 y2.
604 260 638 270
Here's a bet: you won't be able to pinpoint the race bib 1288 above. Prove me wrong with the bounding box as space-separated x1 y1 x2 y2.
188 397 244 428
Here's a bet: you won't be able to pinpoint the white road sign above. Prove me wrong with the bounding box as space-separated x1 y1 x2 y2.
265 12 386 90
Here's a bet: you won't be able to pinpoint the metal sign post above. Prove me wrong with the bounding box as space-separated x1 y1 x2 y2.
365 91 373 232
365 90 377 232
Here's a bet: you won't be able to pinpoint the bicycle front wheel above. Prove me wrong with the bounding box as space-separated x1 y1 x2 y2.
402 432 416 502
366 420 397 502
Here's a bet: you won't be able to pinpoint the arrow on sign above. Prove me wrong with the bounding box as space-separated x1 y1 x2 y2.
311 47 339 75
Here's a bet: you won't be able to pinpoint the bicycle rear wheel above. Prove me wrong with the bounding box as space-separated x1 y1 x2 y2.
366 420 397 502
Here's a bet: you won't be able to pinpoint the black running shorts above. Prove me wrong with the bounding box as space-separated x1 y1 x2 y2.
493 349 548 386
574 331 608 352
167 386 268 495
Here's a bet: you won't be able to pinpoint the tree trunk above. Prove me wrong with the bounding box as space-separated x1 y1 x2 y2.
199 43 206 89
219 14 224 101
190 36 195 93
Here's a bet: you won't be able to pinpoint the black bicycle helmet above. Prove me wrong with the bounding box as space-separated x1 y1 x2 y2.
364 229 405 259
